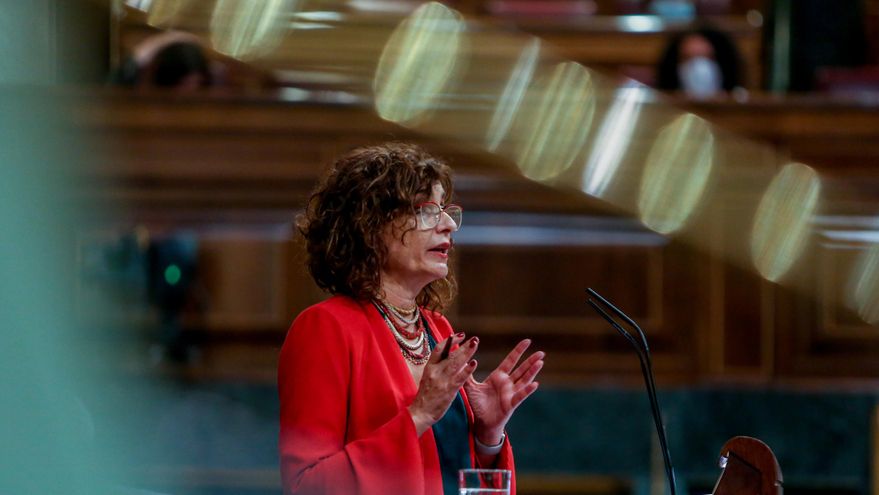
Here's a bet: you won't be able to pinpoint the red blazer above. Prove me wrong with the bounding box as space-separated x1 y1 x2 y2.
278 295 516 495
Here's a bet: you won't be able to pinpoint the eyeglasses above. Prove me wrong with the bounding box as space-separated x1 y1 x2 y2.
415 202 463 230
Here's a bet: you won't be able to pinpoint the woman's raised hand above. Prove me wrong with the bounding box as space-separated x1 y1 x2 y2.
408 334 479 436
464 339 544 446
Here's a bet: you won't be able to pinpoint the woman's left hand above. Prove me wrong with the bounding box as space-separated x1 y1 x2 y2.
464 339 544 445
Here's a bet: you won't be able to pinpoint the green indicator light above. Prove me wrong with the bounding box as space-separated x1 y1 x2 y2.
164 264 182 286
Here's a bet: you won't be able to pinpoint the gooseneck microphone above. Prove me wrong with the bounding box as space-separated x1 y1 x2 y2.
586 288 677 495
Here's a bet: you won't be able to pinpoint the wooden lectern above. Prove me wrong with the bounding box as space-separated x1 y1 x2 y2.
713 437 783 495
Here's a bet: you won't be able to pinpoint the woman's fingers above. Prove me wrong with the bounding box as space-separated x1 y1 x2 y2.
428 337 450 365
495 339 532 375
447 336 479 371
510 381 539 408
428 332 467 365
509 352 545 383
454 359 478 384
412 334 484 429
512 360 543 395
425 334 478 392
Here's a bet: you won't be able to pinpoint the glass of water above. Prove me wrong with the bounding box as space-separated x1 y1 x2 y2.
458 468 511 495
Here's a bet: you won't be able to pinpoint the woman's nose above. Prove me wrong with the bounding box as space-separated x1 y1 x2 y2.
438 211 458 232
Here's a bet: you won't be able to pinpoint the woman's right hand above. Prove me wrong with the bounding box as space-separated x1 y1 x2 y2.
408 334 479 436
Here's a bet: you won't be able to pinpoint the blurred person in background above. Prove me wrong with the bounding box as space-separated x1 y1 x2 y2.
656 26 743 98
279 143 545 495
112 31 214 91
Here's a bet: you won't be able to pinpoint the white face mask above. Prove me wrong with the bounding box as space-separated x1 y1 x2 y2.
678 56 722 98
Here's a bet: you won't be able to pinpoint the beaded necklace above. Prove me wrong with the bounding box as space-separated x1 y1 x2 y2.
379 298 420 325
374 300 421 339
386 304 420 325
373 301 430 365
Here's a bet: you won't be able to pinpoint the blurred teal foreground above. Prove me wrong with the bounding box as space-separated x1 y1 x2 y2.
0 92 105 491
0 1 113 491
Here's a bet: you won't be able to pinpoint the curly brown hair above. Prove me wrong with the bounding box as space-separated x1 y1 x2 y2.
299 142 457 311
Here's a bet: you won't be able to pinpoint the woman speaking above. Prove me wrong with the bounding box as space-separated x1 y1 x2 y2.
279 143 544 495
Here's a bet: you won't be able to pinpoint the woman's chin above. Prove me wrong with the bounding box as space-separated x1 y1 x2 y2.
425 264 449 282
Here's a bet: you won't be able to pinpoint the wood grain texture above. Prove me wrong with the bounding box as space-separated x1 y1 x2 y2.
68 90 879 385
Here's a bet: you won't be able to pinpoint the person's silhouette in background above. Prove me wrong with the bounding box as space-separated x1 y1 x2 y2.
113 31 214 91
656 26 743 98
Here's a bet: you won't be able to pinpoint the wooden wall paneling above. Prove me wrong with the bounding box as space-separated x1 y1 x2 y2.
728 201 773 379
74 92 879 210
451 215 703 383
95 130 328 180
69 91 879 383
516 473 631 495
155 215 292 332
775 226 879 379
74 92 408 208
816 240 879 338
283 227 326 318
192 227 290 332
701 191 776 380
717 263 774 375
683 99 879 189
75 210 305 380
655 238 708 382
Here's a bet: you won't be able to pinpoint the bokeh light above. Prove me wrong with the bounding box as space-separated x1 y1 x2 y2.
373 1 466 124
145 0 191 28
850 242 879 324
485 38 541 152
751 162 821 282
638 113 714 234
582 81 649 198
210 0 299 60
164 264 182 286
511 61 596 182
